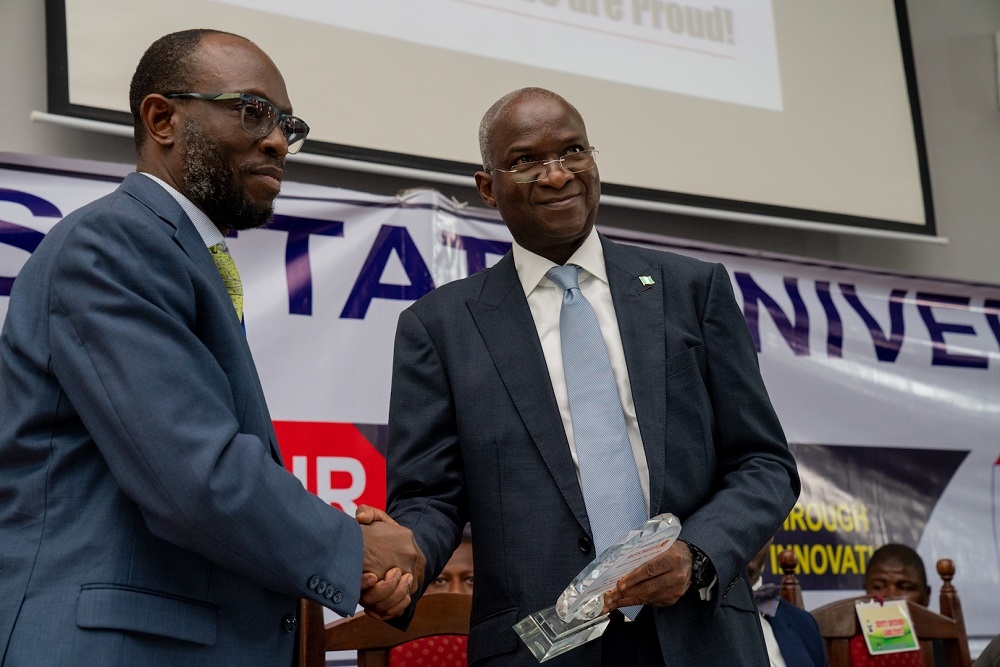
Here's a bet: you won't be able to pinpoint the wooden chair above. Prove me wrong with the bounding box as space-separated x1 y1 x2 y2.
299 593 472 667
778 547 804 608
808 559 971 667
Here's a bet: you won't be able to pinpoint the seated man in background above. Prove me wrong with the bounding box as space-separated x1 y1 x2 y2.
747 539 828 667
849 544 941 667
864 544 931 607
426 527 474 596
389 527 473 666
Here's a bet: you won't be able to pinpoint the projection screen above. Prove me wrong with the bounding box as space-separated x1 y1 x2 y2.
45 0 935 236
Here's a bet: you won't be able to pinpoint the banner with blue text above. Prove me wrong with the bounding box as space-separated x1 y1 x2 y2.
2 152 997 635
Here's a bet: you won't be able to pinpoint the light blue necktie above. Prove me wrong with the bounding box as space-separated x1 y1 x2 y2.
547 265 647 616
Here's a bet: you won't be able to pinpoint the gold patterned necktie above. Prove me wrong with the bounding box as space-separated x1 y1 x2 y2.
208 243 243 322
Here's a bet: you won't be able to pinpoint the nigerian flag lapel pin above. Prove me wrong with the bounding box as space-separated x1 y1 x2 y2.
638 275 655 292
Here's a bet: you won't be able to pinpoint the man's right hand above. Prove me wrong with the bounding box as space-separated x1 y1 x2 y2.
356 505 426 620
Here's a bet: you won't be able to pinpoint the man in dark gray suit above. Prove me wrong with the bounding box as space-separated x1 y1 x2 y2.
0 29 421 666
384 87 799 665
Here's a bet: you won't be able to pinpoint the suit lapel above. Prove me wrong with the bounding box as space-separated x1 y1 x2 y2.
119 174 284 464
601 236 667 516
120 174 226 303
467 254 591 534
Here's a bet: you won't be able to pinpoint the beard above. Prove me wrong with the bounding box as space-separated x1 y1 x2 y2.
180 119 275 232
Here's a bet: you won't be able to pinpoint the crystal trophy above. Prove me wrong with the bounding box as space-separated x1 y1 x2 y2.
513 513 681 662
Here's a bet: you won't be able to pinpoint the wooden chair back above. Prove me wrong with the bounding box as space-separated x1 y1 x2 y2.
299 593 472 667
778 547 804 608
808 559 971 667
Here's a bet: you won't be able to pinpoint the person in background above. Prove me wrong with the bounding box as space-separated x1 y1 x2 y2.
427 527 474 596
747 539 828 667
381 86 799 665
975 635 1000 667
388 527 474 666
864 544 931 607
849 544 941 667
0 28 420 667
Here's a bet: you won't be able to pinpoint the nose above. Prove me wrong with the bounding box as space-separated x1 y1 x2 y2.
258 122 289 158
538 158 574 186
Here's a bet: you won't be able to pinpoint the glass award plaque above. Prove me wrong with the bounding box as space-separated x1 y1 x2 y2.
513 513 681 662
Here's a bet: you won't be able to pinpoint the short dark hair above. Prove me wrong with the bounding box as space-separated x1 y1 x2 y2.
128 29 246 154
867 543 928 588
477 87 579 172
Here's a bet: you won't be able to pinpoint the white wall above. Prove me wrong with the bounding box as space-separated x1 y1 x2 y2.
3 1 999 285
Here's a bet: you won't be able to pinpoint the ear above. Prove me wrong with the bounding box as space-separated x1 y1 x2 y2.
139 94 179 149
474 170 497 208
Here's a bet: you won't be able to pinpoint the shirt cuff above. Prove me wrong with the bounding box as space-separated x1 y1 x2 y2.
697 576 718 601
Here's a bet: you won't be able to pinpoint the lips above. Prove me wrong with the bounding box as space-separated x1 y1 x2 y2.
538 192 580 207
246 164 284 193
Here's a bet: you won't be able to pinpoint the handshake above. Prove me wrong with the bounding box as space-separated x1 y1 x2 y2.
356 505 427 620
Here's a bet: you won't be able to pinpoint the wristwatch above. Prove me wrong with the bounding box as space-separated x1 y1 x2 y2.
681 540 715 589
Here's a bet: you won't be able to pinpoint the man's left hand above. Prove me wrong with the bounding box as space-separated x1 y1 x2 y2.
603 540 693 611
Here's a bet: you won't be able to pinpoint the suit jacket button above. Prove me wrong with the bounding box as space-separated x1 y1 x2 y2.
282 615 298 634
578 537 592 553
308 576 321 590
316 581 328 594
332 590 342 604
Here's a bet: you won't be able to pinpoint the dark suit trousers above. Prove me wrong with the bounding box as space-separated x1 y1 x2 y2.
601 610 665 666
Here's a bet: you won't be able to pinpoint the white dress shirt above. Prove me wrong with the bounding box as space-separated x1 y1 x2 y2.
139 172 225 250
753 578 788 667
511 228 650 512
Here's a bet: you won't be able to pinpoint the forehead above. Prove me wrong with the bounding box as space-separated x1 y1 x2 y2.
869 561 922 580
191 34 291 108
490 95 589 156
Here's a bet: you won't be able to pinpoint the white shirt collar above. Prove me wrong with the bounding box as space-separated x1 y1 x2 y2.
138 172 226 249
511 227 607 296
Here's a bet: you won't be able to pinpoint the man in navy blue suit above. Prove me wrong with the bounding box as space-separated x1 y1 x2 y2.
748 540 828 667
0 28 421 667
384 87 799 665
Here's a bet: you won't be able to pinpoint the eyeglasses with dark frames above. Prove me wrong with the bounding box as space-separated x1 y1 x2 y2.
492 148 599 184
165 92 310 154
